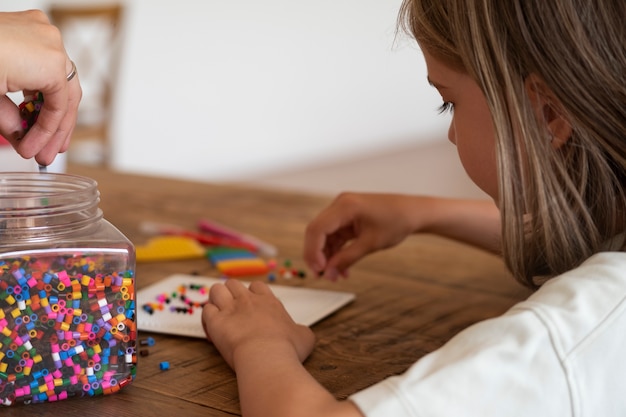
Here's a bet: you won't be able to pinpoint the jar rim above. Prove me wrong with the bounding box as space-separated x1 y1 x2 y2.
0 172 102 239
0 172 97 200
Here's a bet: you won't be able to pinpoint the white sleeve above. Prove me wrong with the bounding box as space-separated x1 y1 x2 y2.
349 307 571 417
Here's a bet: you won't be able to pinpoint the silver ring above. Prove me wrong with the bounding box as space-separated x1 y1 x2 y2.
66 60 77 82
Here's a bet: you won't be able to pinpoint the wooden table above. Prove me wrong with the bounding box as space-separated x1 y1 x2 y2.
4 165 532 416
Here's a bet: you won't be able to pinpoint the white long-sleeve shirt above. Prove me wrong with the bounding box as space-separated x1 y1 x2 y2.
350 252 626 416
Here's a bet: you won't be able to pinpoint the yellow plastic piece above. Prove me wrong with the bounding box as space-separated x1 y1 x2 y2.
135 236 206 262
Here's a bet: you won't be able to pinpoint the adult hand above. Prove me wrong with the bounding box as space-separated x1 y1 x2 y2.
0 10 82 166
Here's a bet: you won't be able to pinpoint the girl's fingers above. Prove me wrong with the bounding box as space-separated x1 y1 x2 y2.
248 280 273 295
201 304 218 342
224 279 250 298
208 283 235 310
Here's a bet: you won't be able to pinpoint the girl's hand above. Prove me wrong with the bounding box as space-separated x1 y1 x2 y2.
0 10 82 166
303 193 502 281
303 192 422 281
202 279 316 370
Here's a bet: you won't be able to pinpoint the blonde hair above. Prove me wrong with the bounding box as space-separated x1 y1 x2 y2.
399 0 626 288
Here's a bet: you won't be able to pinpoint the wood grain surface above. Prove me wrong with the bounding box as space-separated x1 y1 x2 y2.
3 165 532 416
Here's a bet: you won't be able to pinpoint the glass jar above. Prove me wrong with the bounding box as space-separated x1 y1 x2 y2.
0 172 136 406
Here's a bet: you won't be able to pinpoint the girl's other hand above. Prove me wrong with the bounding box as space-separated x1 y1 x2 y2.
201 279 316 370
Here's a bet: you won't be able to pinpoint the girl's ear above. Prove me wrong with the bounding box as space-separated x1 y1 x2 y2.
524 74 572 149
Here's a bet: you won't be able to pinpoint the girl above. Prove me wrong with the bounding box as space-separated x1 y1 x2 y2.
202 0 626 416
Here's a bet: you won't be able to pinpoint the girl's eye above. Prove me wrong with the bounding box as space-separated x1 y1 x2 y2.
437 101 454 115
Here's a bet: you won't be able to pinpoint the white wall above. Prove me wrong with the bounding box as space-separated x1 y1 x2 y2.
1 0 448 182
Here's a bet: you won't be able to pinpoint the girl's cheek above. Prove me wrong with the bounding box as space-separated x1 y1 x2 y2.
447 120 457 145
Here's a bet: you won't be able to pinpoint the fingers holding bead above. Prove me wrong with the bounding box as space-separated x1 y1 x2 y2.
0 11 82 165
21 58 82 165
0 95 27 146
52 60 81 155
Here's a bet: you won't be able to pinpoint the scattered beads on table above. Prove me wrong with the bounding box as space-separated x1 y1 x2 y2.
139 336 155 347
273 259 307 281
